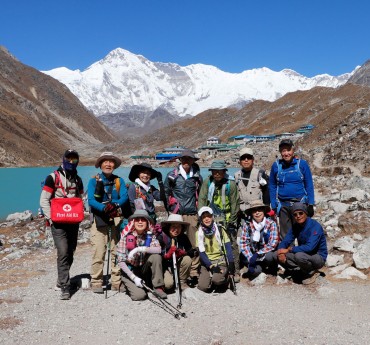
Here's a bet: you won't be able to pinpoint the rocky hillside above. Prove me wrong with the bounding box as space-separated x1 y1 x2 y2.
0 46 116 167
113 83 370 175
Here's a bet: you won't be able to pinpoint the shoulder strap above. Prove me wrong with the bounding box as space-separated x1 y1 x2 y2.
53 171 67 197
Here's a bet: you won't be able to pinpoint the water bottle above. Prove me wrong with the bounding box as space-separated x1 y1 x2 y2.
94 178 104 201
145 231 153 247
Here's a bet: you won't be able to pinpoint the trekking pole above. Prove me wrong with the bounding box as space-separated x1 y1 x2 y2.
216 219 237 295
105 225 112 299
142 283 187 319
172 239 182 309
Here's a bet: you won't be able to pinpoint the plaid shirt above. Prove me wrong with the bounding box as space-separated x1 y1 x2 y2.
239 217 278 260
116 221 160 267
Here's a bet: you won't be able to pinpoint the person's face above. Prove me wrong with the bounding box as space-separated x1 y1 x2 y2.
101 159 116 175
201 212 213 226
169 224 182 238
280 146 294 163
138 169 151 184
180 156 195 172
251 207 265 223
65 155 79 165
239 155 254 171
293 210 308 224
133 217 148 233
211 169 226 182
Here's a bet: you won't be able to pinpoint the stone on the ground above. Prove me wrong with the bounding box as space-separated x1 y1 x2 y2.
329 263 350 274
6 210 33 224
328 201 350 214
334 267 367 280
326 254 344 267
250 273 267 286
333 236 355 253
338 210 370 234
352 237 370 269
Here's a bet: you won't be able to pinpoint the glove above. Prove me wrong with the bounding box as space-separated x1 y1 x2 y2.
307 205 314 217
163 245 177 259
156 171 163 183
187 248 199 258
267 209 275 218
248 253 258 268
228 262 235 275
133 276 143 288
227 223 237 235
104 203 116 214
210 265 222 274
175 248 186 257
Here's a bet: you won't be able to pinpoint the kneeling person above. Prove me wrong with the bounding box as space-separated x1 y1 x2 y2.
196 207 235 292
272 202 327 284
116 210 166 300
159 214 195 291
239 200 279 278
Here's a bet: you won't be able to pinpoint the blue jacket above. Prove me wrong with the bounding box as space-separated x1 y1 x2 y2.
278 218 328 260
269 158 314 209
88 173 128 214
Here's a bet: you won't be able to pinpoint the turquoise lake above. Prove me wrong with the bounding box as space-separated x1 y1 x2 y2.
0 166 239 221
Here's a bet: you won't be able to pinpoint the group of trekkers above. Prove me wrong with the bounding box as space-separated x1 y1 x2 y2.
40 139 328 301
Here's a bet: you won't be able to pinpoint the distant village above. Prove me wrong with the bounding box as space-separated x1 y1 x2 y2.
130 124 315 165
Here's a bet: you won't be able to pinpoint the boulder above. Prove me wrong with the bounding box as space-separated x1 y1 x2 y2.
334 267 367 280
353 238 370 269
250 272 267 286
328 201 349 214
338 210 370 234
5 210 34 224
333 236 355 253
340 189 368 203
326 254 344 267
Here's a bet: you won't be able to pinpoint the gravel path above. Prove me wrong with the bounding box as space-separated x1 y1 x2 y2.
1 245 369 345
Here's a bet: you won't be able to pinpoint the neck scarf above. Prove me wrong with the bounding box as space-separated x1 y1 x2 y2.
179 165 193 180
135 178 150 192
252 217 267 242
198 222 222 253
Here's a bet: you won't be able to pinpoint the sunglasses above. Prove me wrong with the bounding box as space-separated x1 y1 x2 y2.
293 211 305 217
67 158 79 164
240 155 254 161
134 217 148 222
252 207 265 213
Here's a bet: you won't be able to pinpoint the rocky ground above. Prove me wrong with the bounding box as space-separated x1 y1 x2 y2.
1 152 370 344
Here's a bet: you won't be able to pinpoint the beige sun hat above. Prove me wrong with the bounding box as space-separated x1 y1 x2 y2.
161 214 190 233
246 200 270 214
95 152 122 169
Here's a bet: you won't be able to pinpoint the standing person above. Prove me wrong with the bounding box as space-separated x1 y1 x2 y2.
127 162 162 224
88 152 128 293
270 202 327 284
239 200 279 279
198 160 241 282
158 214 194 291
116 210 166 301
40 149 84 300
164 149 202 285
196 207 235 292
269 139 315 240
234 147 270 212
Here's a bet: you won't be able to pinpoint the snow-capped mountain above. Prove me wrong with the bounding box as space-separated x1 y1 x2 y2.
43 48 353 117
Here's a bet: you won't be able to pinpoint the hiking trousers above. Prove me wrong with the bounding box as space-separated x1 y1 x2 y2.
51 223 79 289
182 214 200 278
163 255 192 290
198 264 228 292
90 220 121 288
271 251 325 274
121 254 164 301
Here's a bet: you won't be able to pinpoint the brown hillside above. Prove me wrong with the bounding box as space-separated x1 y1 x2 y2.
0 46 116 167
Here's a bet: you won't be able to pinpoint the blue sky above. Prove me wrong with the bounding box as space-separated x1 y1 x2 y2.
1 0 369 77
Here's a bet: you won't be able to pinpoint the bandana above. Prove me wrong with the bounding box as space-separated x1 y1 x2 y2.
135 178 150 192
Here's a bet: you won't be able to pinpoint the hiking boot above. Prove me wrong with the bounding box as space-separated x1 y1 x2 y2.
60 288 70 300
111 283 122 292
54 282 62 291
187 276 198 288
91 285 104 294
154 287 167 299
302 271 320 285
234 273 241 283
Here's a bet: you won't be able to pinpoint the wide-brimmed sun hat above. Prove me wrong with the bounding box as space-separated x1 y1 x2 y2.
161 214 190 233
128 209 154 224
178 149 199 161
95 152 122 169
246 200 271 214
129 162 158 182
208 160 228 171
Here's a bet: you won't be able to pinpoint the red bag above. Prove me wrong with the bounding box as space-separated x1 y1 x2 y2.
50 197 84 224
